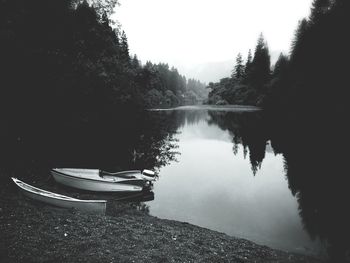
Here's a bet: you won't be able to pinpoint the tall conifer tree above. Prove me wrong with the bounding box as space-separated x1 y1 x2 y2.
232 53 245 80
309 0 331 24
120 30 130 63
249 34 271 90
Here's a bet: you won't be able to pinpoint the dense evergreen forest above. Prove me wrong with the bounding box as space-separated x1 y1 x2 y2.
207 0 349 115
0 0 206 137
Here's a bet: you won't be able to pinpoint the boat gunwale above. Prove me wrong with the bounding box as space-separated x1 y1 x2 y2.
102 170 142 175
52 169 145 185
11 177 107 204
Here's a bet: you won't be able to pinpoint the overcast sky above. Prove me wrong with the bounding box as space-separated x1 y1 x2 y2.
113 0 313 82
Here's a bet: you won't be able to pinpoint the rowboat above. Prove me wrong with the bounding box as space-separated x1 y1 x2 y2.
51 168 154 192
11 177 106 214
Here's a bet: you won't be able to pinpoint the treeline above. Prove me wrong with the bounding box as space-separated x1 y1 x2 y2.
206 35 270 106
0 0 206 137
138 62 207 108
207 0 349 115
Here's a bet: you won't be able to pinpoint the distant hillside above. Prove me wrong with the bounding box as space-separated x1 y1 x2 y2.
179 51 282 84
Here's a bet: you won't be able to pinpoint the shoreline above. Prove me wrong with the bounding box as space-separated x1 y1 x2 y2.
148 104 261 112
0 181 324 263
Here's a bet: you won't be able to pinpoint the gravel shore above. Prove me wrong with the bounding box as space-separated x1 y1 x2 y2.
0 178 324 263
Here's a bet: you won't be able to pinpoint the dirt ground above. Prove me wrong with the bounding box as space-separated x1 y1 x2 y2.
0 178 324 263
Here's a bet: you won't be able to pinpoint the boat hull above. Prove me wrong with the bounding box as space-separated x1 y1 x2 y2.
12 178 106 214
51 169 145 192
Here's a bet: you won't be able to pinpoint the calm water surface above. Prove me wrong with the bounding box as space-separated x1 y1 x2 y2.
4 105 347 259
147 107 323 256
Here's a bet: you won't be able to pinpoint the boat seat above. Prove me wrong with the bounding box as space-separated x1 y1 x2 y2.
99 171 136 179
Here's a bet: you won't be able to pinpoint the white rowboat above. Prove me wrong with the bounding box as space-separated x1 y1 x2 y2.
51 168 151 192
11 177 106 214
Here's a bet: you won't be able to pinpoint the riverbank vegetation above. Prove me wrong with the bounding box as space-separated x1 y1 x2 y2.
207 0 349 116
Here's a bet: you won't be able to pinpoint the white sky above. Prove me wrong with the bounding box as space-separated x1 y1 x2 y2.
113 0 313 80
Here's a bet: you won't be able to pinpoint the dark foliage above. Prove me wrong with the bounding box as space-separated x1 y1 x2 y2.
0 0 206 153
207 34 271 106
232 53 245 80
248 34 271 91
140 62 207 108
0 0 140 134
208 0 349 116
283 0 350 114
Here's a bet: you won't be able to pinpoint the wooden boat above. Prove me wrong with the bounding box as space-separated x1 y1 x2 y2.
11 177 106 214
51 168 153 192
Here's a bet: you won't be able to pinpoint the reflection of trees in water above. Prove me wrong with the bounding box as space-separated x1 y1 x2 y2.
95 111 182 172
132 112 181 171
0 110 182 179
2 107 350 260
179 110 209 127
0 109 206 179
208 111 268 175
271 114 350 262
208 110 350 261
133 110 210 171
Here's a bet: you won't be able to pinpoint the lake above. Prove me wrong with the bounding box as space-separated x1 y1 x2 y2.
1 105 349 260
146 106 323 256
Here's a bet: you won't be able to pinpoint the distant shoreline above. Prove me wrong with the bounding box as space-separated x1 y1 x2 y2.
148 104 262 112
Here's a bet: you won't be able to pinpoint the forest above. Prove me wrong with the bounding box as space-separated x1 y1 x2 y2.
0 0 206 142
2 0 348 138
207 0 349 117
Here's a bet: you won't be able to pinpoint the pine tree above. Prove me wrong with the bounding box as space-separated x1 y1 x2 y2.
244 49 253 82
120 30 130 63
290 19 309 73
309 0 331 24
232 53 245 80
246 50 252 68
131 54 140 69
273 53 289 78
250 34 271 90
